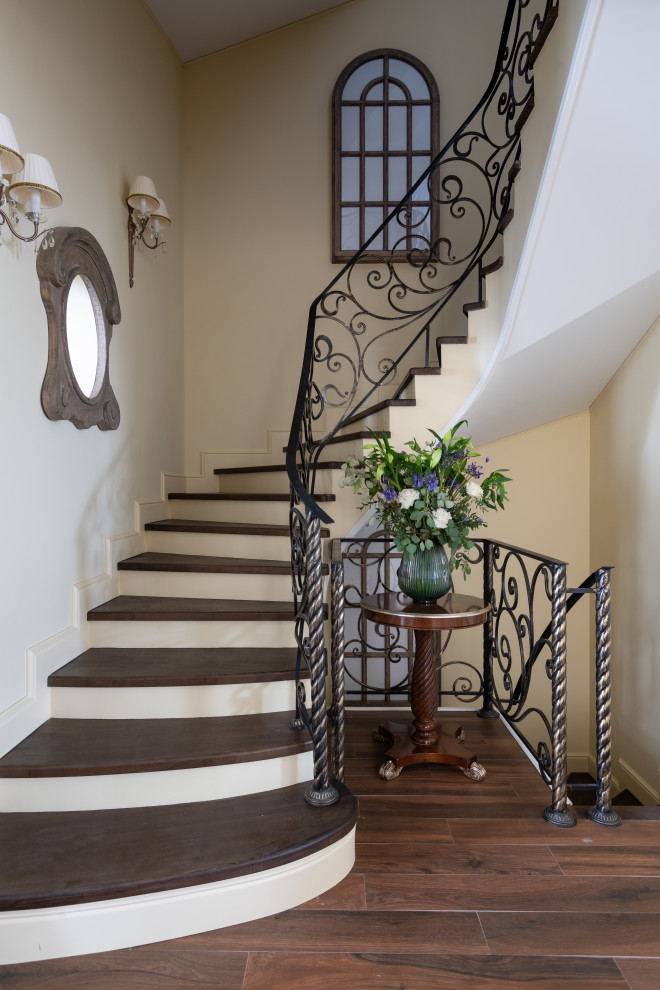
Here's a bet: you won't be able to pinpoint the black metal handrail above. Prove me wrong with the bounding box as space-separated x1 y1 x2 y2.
287 0 557 521
287 0 558 806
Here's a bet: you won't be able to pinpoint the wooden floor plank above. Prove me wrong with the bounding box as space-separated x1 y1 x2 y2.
296 873 367 911
358 794 547 822
364 874 660 913
0 949 248 989
170 909 488 954
615 957 660 990
356 814 453 843
242 952 627 990
480 911 660 957
448 818 660 845
551 846 660 876
355 842 562 876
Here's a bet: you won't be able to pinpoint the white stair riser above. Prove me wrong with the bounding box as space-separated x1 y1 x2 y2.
217 468 338 494
0 829 355 964
50 679 309 719
168 498 291 525
145 530 291 559
89 619 297 649
0 750 313 812
119 569 292 601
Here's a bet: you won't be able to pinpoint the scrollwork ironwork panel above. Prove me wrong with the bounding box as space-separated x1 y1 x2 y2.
339 532 484 708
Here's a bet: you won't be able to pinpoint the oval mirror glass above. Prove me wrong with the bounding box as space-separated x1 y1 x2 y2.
66 274 106 398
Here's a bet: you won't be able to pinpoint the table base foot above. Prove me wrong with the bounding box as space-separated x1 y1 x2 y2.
461 760 487 782
379 759 403 781
376 720 485 780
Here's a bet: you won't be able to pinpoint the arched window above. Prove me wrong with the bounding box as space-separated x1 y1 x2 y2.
332 49 440 263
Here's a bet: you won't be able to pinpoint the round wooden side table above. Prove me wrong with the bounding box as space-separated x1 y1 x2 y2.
360 592 490 781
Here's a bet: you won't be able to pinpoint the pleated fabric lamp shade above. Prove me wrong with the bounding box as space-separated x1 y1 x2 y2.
0 112 24 176
8 153 63 213
126 176 159 214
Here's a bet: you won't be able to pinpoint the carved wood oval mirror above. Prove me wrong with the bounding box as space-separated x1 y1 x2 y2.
38 226 121 430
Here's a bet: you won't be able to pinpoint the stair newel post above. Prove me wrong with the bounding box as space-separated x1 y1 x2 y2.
330 539 346 783
478 540 498 720
544 563 577 827
304 510 339 807
588 567 621 827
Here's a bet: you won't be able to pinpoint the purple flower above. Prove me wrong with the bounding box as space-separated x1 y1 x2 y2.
413 474 424 488
425 474 439 491
466 461 484 479
383 486 398 501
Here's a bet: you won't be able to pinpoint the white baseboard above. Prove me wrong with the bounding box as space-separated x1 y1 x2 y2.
615 757 660 805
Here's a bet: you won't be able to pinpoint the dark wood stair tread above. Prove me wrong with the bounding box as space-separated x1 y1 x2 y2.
514 91 535 134
286 430 390 452
0 712 310 777
168 491 335 502
462 299 487 315
214 461 343 475
393 366 442 400
496 207 514 234
0 782 356 910
481 255 504 277
118 552 326 576
341 397 415 429
87 595 310 622
48 647 300 687
145 518 331 538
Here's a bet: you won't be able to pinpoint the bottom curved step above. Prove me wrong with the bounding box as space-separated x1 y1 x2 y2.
0 782 356 964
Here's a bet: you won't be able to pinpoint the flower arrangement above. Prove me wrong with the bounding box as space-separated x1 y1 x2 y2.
340 421 510 577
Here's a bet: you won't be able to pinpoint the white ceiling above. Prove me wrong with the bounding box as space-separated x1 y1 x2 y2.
144 0 351 62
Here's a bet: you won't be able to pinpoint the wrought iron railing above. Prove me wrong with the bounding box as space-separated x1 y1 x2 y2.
330 533 619 827
287 0 559 806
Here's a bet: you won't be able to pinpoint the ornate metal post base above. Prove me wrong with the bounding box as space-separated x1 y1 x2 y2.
587 805 621 827
304 781 340 807
543 804 578 828
478 541 499 720
587 567 621 828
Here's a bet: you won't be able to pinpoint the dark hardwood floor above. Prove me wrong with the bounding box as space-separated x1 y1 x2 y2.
1 710 659 988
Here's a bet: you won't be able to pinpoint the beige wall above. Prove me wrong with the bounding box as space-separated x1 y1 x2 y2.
182 0 509 470
591 315 660 803
443 413 592 761
0 1 183 723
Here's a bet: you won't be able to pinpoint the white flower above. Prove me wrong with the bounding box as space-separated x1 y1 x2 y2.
466 479 483 500
432 507 451 529
398 489 417 509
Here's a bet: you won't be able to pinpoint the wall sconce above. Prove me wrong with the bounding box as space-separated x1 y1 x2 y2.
0 112 62 246
126 175 171 287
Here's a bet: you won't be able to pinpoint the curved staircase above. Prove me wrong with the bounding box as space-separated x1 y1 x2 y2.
0 479 356 964
0 0 560 965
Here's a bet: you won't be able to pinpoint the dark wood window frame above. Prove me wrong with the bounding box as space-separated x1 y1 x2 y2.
332 49 440 264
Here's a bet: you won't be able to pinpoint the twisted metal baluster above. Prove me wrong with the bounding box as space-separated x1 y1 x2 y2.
478 539 498 720
588 567 621 827
544 563 577 827
330 540 346 783
304 511 339 807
